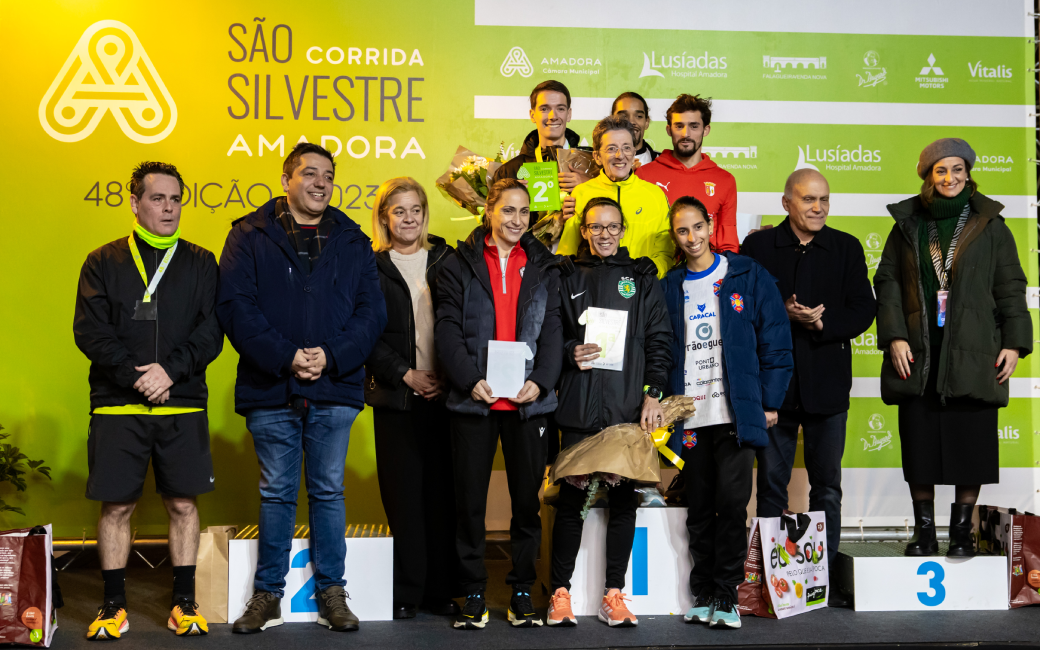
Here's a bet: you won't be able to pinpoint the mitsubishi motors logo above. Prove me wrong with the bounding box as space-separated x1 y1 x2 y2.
919 53 944 75
500 47 533 78
39 20 177 143
916 53 948 89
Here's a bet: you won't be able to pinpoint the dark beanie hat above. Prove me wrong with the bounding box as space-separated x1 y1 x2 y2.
917 138 976 179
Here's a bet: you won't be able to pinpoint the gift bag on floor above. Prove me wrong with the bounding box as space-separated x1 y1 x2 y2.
736 519 776 618
739 513 828 619
976 505 1040 608
196 526 236 623
0 525 57 647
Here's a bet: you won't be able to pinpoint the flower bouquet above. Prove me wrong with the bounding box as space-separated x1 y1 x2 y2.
435 145 507 219
548 395 695 518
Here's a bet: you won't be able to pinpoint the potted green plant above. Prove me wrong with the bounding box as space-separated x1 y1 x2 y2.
0 425 51 515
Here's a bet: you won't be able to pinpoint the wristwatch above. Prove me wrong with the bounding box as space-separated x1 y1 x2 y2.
643 385 663 401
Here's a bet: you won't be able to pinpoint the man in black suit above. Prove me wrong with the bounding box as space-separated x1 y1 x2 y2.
742 169 876 608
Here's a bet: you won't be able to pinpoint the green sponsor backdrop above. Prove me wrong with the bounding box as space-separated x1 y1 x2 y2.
0 0 1035 534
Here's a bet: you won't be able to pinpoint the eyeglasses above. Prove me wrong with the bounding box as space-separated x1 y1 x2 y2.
582 223 623 235
602 145 634 157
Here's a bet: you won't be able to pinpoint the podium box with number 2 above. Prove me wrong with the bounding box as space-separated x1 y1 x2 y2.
227 536 394 622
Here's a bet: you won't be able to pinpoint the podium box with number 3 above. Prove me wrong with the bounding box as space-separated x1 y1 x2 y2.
836 549 1007 611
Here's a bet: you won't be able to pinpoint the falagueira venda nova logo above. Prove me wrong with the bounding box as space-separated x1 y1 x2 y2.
704 146 758 171
39 20 177 143
762 55 826 80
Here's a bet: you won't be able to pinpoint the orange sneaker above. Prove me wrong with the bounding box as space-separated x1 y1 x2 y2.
597 590 637 627
547 587 576 627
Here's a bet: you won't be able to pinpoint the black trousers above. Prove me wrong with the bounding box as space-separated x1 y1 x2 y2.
551 479 638 592
757 410 847 566
451 411 548 593
374 400 459 605
682 424 754 603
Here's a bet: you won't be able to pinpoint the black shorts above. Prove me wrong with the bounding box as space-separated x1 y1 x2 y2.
86 412 215 502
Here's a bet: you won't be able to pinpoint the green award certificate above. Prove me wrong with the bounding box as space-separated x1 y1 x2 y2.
517 162 562 212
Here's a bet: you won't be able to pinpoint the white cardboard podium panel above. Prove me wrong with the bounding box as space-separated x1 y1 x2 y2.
851 555 1007 611
228 538 394 622
568 507 695 616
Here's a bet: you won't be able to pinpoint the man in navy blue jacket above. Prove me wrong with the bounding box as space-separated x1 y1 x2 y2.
217 143 387 634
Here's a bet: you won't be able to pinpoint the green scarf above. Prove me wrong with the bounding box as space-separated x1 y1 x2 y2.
918 186 972 348
133 220 180 249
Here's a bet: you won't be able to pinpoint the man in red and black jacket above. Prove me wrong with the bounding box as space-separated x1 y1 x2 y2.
636 94 739 253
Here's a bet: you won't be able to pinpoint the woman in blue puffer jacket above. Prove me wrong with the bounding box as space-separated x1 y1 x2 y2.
660 196 792 631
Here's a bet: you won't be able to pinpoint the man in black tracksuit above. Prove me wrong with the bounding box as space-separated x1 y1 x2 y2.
547 197 672 627
74 162 222 638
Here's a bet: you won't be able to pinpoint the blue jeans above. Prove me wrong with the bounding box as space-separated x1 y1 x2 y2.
756 410 846 566
246 403 359 597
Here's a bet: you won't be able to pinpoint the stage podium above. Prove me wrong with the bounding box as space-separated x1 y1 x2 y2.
227 526 394 622
833 542 1008 611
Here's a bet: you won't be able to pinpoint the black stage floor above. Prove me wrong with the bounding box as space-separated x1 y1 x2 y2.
51 545 1040 650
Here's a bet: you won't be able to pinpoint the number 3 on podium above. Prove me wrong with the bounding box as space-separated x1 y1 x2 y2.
916 561 946 606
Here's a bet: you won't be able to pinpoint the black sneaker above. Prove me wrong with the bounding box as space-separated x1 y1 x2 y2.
232 590 283 634
507 589 542 627
316 586 359 632
453 593 488 629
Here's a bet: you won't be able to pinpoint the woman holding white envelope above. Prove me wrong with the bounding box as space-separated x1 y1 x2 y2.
435 179 564 630
547 196 672 629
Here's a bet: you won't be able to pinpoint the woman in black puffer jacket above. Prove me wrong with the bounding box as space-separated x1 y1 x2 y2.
364 177 457 620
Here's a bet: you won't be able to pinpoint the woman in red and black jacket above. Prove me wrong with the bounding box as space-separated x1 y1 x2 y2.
364 177 457 620
435 179 563 630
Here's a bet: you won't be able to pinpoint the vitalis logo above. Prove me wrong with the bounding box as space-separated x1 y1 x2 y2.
40 20 177 143
856 50 886 88
500 47 533 78
916 53 948 89
969 61 1012 81
640 51 728 79
861 414 893 452
998 425 1020 441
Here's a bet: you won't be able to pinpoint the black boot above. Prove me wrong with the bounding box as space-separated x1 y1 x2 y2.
904 500 938 556
947 503 976 558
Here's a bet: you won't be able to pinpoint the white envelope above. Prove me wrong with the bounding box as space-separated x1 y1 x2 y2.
486 340 533 399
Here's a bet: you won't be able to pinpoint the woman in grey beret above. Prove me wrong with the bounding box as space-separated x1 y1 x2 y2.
874 137 1032 558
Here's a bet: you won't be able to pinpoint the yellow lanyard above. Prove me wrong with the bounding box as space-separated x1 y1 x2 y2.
128 235 177 302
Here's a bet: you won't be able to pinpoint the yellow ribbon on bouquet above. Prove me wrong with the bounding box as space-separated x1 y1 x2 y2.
652 424 684 470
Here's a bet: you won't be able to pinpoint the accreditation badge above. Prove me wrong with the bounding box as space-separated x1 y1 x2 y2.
936 290 948 328
133 299 157 321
